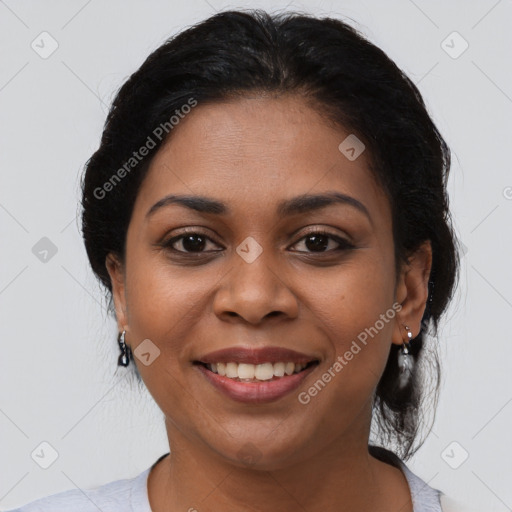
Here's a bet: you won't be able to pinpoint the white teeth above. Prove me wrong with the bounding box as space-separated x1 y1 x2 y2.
254 363 274 380
217 362 226 376
225 362 238 378
205 361 313 381
273 362 285 377
238 363 255 379
285 362 295 375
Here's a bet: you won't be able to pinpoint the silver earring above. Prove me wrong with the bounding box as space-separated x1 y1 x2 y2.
117 330 130 367
397 325 414 389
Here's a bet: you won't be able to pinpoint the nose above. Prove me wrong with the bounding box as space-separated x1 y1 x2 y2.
212 251 299 325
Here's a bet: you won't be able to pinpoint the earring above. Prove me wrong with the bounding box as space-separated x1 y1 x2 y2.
397 325 414 389
117 330 130 367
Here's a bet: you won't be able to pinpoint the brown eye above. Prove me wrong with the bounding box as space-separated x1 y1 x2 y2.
291 230 354 253
164 233 221 253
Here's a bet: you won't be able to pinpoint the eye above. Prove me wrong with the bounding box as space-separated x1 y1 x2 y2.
161 229 353 255
163 232 222 253
290 230 354 253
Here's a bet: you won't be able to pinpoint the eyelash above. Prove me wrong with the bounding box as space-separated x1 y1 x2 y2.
161 229 355 255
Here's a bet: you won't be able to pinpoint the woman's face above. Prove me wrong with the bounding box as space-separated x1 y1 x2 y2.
107 94 430 469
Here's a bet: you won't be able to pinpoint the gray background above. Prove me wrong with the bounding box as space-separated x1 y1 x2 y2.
1 0 511 509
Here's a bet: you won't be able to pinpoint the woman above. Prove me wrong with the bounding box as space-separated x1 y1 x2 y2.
10 9 466 512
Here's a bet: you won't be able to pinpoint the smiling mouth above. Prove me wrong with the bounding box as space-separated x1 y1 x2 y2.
193 360 320 382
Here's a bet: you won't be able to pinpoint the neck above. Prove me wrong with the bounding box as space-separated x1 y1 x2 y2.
148 420 412 512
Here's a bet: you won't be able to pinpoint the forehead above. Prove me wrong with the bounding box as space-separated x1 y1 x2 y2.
132 94 388 222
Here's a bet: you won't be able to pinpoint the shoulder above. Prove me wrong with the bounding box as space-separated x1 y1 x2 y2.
369 445 476 511
399 463 444 511
439 494 479 512
399 462 476 511
4 466 152 512
369 445 464 512
369 445 443 510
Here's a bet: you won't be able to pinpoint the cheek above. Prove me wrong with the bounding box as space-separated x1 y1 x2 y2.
304 254 397 389
122 260 203 415
308 251 395 325
123 257 191 349
123 252 226 371
126 243 212 315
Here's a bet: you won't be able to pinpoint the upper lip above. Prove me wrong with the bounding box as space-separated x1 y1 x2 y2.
195 346 319 365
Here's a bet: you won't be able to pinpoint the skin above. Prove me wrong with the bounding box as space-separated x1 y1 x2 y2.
106 94 432 512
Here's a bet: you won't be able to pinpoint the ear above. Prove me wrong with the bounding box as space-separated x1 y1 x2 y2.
105 252 129 335
391 241 432 345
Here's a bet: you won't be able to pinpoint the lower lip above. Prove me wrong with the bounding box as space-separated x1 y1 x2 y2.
196 363 318 404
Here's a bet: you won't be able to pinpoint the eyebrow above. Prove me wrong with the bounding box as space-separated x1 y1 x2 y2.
145 192 371 220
